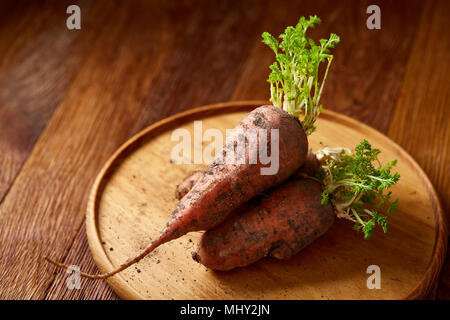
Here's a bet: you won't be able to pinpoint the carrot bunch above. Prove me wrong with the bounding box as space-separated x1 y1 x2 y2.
185 140 400 271
47 16 400 277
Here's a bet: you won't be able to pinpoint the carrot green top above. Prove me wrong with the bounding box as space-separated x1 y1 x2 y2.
262 16 340 135
316 140 400 239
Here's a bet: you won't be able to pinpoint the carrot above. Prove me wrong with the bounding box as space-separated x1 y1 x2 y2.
175 170 203 200
46 105 308 279
192 178 334 271
175 150 320 200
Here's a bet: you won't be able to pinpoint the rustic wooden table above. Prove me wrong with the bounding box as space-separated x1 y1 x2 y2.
0 0 448 300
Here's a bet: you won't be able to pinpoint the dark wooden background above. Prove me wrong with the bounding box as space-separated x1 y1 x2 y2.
0 0 448 300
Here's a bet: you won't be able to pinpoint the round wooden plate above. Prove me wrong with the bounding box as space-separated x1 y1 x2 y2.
86 101 447 300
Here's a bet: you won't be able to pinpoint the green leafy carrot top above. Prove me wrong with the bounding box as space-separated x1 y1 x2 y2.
262 15 340 135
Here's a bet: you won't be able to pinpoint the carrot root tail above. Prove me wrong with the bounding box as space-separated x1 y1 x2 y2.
45 233 168 280
45 257 108 279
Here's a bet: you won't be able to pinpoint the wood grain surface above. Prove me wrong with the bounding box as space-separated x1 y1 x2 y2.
85 103 446 299
0 0 448 299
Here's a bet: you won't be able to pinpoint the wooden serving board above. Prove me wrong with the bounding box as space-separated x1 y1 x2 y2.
86 101 447 300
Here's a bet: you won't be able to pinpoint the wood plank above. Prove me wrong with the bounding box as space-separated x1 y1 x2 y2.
0 0 266 300
0 0 168 299
0 0 94 201
386 0 450 299
127 0 266 135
